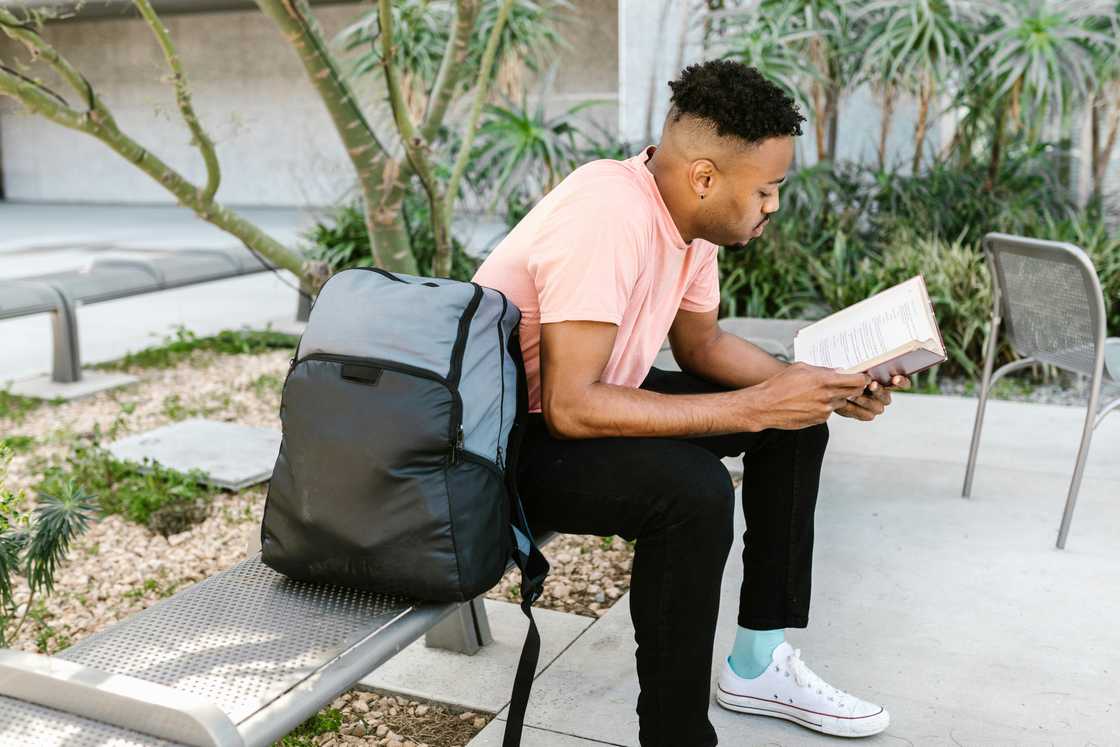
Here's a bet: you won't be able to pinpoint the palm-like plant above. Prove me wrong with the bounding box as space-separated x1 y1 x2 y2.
468 95 607 212
968 0 1117 184
717 5 820 118
716 0 856 163
855 0 981 174
1086 6 1120 203
0 450 97 649
338 0 572 125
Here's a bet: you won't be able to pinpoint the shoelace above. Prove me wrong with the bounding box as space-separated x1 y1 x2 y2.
786 648 852 705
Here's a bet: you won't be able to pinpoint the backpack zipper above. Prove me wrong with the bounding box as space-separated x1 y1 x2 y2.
495 291 509 470
292 353 463 461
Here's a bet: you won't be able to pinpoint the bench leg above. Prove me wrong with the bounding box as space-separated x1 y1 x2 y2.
48 285 82 384
296 281 312 322
425 597 493 655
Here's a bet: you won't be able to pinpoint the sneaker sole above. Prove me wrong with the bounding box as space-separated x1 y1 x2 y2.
716 692 889 738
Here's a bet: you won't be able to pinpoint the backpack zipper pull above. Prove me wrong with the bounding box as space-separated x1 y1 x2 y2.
496 445 505 470
450 425 464 465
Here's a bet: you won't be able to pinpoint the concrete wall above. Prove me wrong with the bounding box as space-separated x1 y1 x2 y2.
0 0 619 207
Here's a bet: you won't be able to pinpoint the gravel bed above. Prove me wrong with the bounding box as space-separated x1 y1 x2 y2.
0 346 643 746
929 373 1105 407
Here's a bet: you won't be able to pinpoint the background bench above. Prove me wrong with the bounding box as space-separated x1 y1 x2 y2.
0 245 306 385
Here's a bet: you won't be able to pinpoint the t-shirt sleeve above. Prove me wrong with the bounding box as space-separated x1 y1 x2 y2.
526 196 647 325
678 245 721 313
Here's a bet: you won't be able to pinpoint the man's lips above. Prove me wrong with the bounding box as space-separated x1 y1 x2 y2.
751 219 769 237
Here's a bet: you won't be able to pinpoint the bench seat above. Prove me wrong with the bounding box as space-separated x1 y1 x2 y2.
0 532 555 746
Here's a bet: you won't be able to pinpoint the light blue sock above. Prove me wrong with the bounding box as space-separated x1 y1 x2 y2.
727 627 784 679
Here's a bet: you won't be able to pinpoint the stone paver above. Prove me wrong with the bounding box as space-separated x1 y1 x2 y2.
6 371 138 401
107 418 281 490
360 599 594 714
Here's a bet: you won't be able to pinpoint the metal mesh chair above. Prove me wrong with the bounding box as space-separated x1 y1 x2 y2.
962 233 1120 549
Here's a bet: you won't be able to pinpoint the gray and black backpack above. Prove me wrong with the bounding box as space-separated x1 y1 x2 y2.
261 267 549 747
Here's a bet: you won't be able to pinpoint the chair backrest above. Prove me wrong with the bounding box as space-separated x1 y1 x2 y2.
984 232 1108 377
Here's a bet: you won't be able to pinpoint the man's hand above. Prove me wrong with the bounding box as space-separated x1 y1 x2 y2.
747 363 871 430
834 374 912 422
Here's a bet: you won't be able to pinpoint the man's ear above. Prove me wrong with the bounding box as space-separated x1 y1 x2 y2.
688 159 715 196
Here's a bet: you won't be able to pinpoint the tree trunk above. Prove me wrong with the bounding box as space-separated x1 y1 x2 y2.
254 0 417 274
878 84 895 171
986 105 1006 191
826 85 839 162
911 73 933 175
1092 88 1120 202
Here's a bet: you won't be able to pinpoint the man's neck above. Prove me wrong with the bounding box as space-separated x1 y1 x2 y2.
644 146 696 245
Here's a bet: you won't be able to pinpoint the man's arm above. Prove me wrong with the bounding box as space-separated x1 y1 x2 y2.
667 306 788 388
539 320 869 440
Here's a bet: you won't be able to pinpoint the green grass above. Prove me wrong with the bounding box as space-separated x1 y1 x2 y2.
0 390 49 423
97 327 298 371
274 708 343 747
0 435 35 453
38 441 213 536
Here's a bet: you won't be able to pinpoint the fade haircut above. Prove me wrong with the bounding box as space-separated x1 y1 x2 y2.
667 60 804 145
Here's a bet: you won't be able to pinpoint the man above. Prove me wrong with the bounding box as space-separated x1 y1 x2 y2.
472 60 908 746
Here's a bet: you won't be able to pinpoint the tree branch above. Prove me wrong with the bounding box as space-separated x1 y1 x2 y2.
0 63 304 278
421 0 480 143
0 61 71 109
132 0 221 202
0 7 94 110
0 63 84 127
378 0 441 204
445 0 513 214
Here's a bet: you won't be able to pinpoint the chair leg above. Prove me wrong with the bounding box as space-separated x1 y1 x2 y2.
963 309 1002 498
1056 373 1106 549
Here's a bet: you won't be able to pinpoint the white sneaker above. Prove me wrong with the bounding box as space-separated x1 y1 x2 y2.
715 641 890 738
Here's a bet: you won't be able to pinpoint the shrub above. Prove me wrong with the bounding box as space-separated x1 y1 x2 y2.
1 447 97 648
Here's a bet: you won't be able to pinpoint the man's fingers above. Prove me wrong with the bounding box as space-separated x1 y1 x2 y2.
829 370 872 392
845 395 884 415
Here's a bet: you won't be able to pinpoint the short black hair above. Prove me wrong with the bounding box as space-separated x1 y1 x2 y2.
667 60 804 144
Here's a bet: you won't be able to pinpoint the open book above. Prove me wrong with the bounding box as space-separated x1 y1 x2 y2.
792 275 947 384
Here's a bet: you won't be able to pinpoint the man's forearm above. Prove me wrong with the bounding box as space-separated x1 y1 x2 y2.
677 330 789 389
548 382 768 440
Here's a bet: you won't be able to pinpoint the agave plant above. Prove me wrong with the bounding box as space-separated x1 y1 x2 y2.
0 450 97 649
468 95 608 212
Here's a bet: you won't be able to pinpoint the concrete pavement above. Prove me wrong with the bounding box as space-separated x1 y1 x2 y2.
466 392 1120 746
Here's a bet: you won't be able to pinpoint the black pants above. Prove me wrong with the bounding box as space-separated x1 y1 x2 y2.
515 366 830 747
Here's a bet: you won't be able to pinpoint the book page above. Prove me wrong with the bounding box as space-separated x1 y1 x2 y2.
795 277 936 370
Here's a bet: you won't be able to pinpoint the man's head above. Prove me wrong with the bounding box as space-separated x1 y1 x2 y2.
650 60 804 251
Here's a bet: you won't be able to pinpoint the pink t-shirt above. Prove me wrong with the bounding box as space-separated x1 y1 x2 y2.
472 146 721 414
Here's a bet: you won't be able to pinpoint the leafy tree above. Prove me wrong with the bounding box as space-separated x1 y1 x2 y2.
0 0 572 282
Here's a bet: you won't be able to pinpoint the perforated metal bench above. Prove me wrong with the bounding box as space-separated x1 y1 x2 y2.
0 530 556 746
0 245 306 384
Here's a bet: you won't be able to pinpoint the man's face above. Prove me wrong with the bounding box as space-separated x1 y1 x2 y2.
700 136 794 252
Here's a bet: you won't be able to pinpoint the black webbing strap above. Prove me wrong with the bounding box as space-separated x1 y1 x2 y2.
501 326 550 747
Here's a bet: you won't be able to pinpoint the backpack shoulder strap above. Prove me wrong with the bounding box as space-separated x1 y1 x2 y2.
501 326 550 747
